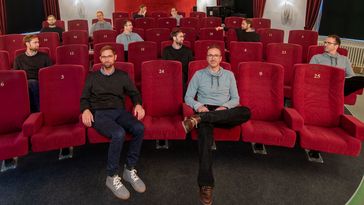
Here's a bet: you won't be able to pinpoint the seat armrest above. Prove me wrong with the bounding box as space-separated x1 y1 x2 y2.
283 108 303 131
22 112 43 137
183 103 194 117
340 114 364 140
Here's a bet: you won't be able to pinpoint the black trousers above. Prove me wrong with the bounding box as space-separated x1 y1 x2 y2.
344 76 364 96
196 106 251 187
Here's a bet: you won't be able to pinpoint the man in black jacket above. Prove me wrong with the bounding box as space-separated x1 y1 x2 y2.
40 15 64 42
80 45 146 200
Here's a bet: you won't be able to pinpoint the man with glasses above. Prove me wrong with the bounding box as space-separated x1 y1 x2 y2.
183 45 251 205
80 45 146 200
310 35 364 96
116 20 144 60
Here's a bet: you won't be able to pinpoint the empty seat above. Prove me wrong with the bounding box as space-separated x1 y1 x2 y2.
157 17 177 30
62 30 89 45
200 17 222 28
229 41 263 75
145 28 170 57
0 34 25 67
225 28 238 49
194 40 225 61
256 28 284 59
67 19 89 32
149 11 169 18
0 51 10 70
93 42 125 64
141 60 185 140
238 62 300 149
251 18 271 30
292 64 364 157
0 70 30 171
27 65 86 156
199 28 223 41
56 44 89 76
37 32 60 63
180 18 200 31
42 20 65 30
190 11 206 18
266 43 302 98
134 17 156 30
112 11 129 22
288 30 318 63
224 17 244 29
92 30 118 45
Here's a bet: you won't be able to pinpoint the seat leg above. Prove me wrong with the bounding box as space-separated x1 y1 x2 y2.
58 147 74 160
156 140 169 149
305 149 324 163
1 157 18 172
251 143 267 155
211 140 217 151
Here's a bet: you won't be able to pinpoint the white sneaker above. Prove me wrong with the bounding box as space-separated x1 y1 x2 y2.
106 175 130 200
123 167 146 193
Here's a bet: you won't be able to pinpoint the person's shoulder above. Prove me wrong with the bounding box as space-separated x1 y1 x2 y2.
14 52 26 60
222 68 234 76
114 69 129 77
181 45 192 52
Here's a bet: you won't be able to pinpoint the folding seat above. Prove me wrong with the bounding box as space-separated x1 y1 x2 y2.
184 60 241 141
141 60 186 146
0 50 10 70
161 40 191 55
157 17 177 30
93 42 125 64
229 41 263 76
194 40 225 61
292 64 364 160
251 18 271 30
128 41 158 87
145 28 170 57
306 45 360 105
0 70 30 171
238 62 301 153
256 28 284 59
180 17 200 31
15 47 50 59
92 30 118 45
0 34 25 67
190 11 206 18
288 30 318 63
134 17 156 30
149 11 168 18
199 28 223 41
200 17 222 28
179 27 197 50
62 30 89 45
88 62 135 143
92 18 112 24
56 44 89 76
224 17 244 29
266 43 302 98
26 65 86 159
67 19 89 32
112 11 129 22
42 20 65 30
37 32 60 63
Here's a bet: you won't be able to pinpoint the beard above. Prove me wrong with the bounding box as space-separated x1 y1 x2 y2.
103 63 114 69
29 47 39 52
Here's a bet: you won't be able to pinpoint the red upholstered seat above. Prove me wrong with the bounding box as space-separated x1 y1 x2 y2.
229 41 263 76
224 17 244 29
62 30 89 45
0 34 25 67
0 70 30 161
92 30 118 45
199 28 223 41
27 65 86 152
112 12 129 22
134 17 156 30
194 40 225 61
288 30 318 63
200 17 222 28
251 18 271 30
292 64 364 156
189 11 206 18
256 28 284 59
157 17 177 30
56 44 89 76
179 27 197 50
93 42 125 64
67 19 89 32
37 32 60 64
141 60 185 140
237 62 301 147
180 18 200 31
266 43 303 98
145 28 170 57
149 11 169 18
0 50 10 70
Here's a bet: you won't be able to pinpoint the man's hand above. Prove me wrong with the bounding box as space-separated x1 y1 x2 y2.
215 106 227 111
134 104 145 120
197 105 209 113
215 26 223 31
82 109 94 127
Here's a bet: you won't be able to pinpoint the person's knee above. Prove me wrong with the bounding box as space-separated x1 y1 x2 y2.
132 122 144 136
239 106 251 120
110 127 126 141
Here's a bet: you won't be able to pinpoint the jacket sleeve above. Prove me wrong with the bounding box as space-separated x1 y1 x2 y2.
344 57 355 78
80 74 93 113
124 75 142 106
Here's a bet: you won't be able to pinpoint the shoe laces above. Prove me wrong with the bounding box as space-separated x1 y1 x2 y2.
129 169 140 182
113 175 123 190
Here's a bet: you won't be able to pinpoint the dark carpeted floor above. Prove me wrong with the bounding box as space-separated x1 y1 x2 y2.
0 138 363 205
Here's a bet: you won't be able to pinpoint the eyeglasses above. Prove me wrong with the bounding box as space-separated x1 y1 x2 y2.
207 54 221 58
324 41 337 45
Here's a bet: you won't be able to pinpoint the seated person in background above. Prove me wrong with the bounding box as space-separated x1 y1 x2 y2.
40 15 64 42
90 11 113 36
310 34 364 96
133 4 147 19
170 8 183 26
116 20 144 60
216 18 260 42
183 45 251 205
162 28 193 93
13 34 52 112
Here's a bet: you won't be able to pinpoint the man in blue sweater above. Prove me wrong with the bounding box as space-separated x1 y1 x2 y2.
183 45 251 205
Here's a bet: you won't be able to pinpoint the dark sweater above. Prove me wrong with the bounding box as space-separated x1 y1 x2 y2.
80 69 142 112
13 52 52 80
162 45 193 85
235 29 260 42
40 27 64 42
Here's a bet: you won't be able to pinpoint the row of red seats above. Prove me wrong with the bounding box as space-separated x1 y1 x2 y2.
1 62 363 171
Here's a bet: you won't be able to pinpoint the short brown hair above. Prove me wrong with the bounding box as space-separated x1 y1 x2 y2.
207 44 222 54
100 45 116 55
47 15 56 19
328 34 341 46
123 20 132 27
243 18 253 27
23 35 38 45
140 4 146 9
171 28 183 38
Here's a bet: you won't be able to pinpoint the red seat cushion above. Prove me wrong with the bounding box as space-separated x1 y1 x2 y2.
0 132 28 160
143 115 185 140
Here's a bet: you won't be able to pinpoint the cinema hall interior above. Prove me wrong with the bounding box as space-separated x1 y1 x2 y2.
1 0 364 204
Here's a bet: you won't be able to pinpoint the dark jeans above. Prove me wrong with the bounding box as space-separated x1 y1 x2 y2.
28 79 40 113
93 108 144 176
344 76 364 96
196 106 251 187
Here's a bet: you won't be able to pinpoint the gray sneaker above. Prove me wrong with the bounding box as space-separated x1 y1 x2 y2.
123 167 146 193
106 175 130 200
